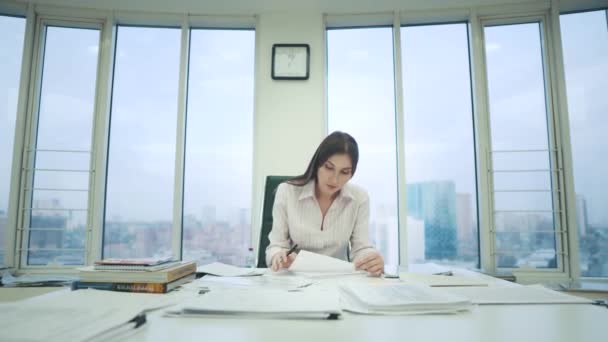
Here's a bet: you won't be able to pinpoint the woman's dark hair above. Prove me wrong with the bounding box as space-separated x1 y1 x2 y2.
288 131 359 186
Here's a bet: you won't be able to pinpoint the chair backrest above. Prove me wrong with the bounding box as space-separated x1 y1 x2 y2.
257 175 293 268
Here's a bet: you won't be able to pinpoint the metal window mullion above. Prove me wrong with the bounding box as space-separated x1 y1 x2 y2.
392 12 408 267
20 247 85 252
549 0 581 279
27 187 89 192
6 4 36 269
172 16 190 260
17 13 47 269
20 227 91 232
539 11 569 275
29 148 90 153
89 14 116 262
492 229 566 234
469 9 495 273
26 168 91 173
493 250 566 256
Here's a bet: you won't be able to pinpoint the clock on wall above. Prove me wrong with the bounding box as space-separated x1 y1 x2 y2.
271 44 310 80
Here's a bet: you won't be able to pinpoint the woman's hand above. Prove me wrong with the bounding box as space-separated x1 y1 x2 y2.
354 252 384 277
270 250 298 271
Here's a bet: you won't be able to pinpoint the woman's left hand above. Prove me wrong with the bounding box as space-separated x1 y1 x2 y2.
354 252 384 277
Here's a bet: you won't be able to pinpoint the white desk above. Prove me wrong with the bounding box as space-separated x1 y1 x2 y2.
2 270 607 342
129 270 606 342
135 304 606 342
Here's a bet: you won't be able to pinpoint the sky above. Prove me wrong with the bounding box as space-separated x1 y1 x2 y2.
1 10 607 241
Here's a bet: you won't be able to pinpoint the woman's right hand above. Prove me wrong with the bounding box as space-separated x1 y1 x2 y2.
270 250 297 271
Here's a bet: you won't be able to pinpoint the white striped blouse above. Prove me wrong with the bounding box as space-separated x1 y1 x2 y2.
265 180 376 266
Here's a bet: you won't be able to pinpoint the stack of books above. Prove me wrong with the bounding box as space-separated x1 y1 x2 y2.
75 258 196 294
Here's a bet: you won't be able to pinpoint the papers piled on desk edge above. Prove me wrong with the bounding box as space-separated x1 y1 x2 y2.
340 283 472 315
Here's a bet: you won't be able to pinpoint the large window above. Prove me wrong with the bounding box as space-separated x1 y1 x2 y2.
26 26 99 265
327 27 399 266
484 22 559 269
401 23 479 268
104 26 180 258
182 29 254 266
560 10 608 277
0 15 26 266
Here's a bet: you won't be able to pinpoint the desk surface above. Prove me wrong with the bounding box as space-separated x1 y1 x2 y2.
2 268 607 342
129 269 607 342
134 304 606 342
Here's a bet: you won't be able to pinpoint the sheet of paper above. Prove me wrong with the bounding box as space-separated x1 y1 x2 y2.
168 286 341 318
288 250 363 276
406 263 453 275
400 273 490 287
0 289 179 341
1 270 78 287
195 274 313 291
197 262 265 277
340 283 471 315
441 284 593 304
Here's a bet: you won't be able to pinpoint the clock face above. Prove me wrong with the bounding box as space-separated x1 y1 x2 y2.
272 45 309 79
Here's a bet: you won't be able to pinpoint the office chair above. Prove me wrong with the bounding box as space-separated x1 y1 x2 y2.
257 175 293 268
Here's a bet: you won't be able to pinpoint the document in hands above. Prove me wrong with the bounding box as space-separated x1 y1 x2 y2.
166 287 341 320
288 250 366 277
340 283 472 315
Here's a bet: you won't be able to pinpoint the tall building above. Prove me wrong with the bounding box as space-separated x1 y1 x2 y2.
407 181 457 260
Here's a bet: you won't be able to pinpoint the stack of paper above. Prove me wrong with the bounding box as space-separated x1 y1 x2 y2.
166 287 341 319
340 283 472 314
0 289 178 341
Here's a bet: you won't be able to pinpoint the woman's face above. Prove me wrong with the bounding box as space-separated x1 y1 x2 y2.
316 153 353 198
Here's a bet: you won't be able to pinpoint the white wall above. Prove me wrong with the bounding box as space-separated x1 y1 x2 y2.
251 12 326 249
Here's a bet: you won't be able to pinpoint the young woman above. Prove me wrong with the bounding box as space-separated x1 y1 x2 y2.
265 131 384 276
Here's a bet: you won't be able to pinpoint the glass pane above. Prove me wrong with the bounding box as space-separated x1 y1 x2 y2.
327 27 398 266
401 23 479 267
560 10 608 277
104 26 180 259
484 22 557 269
27 26 99 266
182 29 254 266
0 15 25 267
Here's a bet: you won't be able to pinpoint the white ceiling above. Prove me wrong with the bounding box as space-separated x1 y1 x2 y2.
20 0 550 15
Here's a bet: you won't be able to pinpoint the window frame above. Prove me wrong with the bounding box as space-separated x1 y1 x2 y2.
16 17 104 270
475 13 570 280
556 7 608 282
1 10 30 269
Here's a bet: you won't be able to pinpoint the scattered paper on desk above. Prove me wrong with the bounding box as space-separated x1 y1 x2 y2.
196 274 312 291
0 289 179 341
340 283 472 315
1 270 77 287
400 273 490 287
406 263 453 275
288 250 365 277
197 262 265 277
166 286 341 319
441 284 593 304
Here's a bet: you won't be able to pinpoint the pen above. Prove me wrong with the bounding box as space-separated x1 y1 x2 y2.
86 312 147 341
286 244 299 257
